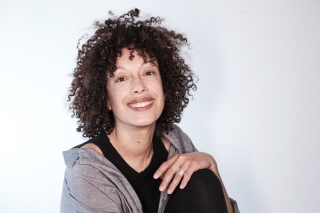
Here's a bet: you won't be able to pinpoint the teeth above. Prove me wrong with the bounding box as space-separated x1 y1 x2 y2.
130 101 153 108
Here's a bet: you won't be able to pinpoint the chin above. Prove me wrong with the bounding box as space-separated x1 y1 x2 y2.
131 120 156 128
129 116 159 128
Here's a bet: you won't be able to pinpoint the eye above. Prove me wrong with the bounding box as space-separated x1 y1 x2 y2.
115 77 127 82
145 71 155 76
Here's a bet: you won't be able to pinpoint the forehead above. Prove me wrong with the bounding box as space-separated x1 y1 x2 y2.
115 48 158 69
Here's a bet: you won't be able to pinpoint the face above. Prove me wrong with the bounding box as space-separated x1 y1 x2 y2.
107 48 165 129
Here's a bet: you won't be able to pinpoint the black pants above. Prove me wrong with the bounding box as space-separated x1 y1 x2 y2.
164 169 228 213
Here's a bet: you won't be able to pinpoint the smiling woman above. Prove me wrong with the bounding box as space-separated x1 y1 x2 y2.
107 49 165 130
61 8 239 213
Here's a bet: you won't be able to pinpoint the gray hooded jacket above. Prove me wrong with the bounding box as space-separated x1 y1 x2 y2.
60 124 240 213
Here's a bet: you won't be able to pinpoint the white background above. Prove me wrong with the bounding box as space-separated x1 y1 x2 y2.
1 0 319 212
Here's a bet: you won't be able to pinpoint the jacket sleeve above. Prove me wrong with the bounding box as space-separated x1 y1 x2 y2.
230 198 240 213
60 163 123 213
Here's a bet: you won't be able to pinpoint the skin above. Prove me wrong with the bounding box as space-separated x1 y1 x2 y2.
82 48 233 213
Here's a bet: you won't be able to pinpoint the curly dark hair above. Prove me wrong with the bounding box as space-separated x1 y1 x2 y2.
68 8 197 138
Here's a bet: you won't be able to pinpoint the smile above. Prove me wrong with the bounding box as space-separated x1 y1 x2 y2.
128 100 154 108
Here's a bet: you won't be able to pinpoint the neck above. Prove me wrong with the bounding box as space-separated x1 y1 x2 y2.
107 123 156 172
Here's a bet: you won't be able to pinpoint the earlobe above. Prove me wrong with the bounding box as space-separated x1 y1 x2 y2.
107 101 112 110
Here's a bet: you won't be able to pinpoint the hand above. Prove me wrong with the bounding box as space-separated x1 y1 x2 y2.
153 152 219 194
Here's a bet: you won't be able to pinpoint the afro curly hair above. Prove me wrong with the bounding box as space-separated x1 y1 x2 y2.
68 8 197 138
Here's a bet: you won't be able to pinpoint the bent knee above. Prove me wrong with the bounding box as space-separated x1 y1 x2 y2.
186 169 222 191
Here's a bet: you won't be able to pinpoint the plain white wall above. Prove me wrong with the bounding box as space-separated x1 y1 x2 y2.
1 0 319 212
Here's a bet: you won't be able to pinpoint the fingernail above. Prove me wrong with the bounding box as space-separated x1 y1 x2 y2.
153 174 158 179
180 183 185 188
159 186 164 191
167 189 172 194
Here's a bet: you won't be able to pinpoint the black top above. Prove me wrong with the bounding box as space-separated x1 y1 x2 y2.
81 132 168 213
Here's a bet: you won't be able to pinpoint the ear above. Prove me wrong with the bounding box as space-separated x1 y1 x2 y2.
107 101 112 111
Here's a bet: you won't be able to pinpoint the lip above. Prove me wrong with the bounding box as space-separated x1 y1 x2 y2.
127 97 155 111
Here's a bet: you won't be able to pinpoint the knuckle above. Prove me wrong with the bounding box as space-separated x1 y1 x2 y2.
179 155 186 161
173 175 181 183
162 177 170 184
172 154 180 160
184 171 191 177
182 173 190 181
157 167 165 173
171 179 179 186
166 169 176 176
176 154 182 160
182 178 189 186
161 161 169 167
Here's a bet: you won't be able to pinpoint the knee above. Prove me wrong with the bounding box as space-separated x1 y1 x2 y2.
185 169 222 192
165 169 227 213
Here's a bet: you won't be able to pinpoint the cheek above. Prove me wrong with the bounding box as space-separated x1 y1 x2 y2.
157 82 165 100
107 86 127 111
107 94 118 110
107 90 117 111
106 84 119 110
156 86 165 109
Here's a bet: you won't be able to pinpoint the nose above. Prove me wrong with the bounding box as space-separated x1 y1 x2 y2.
131 77 146 94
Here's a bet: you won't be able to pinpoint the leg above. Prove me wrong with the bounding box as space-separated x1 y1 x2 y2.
164 169 228 213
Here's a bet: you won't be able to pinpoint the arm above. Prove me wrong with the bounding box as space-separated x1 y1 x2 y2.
154 152 234 213
155 125 238 213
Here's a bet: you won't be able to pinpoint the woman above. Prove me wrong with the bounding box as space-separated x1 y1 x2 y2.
61 9 239 213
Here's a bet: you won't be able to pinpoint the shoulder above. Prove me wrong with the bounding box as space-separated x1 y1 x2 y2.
161 136 171 151
81 143 104 156
73 132 107 156
62 148 122 206
61 161 123 213
164 124 198 153
61 146 140 212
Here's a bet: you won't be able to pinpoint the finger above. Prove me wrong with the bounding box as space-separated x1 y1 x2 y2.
159 172 166 180
167 164 190 194
162 157 191 193
179 163 201 189
158 164 181 191
158 156 187 191
166 173 183 194
154 154 180 179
